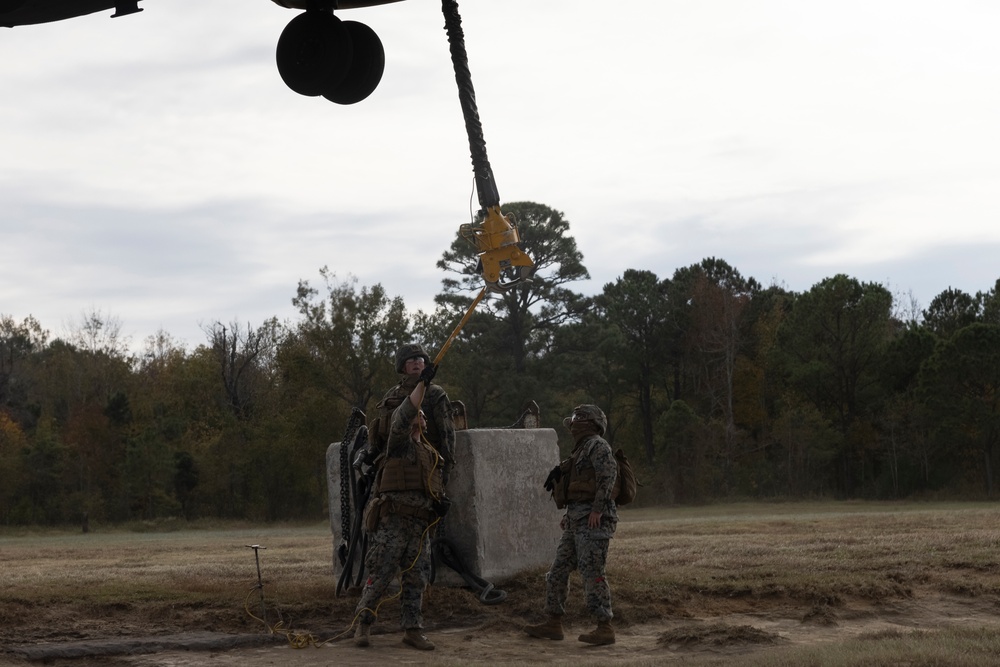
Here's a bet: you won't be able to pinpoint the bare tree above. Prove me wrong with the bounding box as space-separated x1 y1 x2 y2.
203 319 282 421
68 308 131 359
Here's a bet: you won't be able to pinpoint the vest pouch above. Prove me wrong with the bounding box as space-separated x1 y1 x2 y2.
552 458 574 509
363 496 385 533
567 477 598 502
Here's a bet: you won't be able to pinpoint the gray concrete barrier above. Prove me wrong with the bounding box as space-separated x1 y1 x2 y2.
327 428 563 588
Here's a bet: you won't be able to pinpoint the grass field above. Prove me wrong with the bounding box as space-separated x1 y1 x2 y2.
3 501 1000 665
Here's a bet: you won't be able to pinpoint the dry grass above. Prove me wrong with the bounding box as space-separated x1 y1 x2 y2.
615 501 1000 609
3 502 1000 665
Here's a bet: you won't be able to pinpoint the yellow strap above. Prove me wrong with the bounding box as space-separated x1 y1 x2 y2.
433 286 487 366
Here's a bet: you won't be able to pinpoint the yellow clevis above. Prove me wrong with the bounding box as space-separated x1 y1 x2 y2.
460 206 535 292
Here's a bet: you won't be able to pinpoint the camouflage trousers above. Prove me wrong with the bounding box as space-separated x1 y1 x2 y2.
355 512 432 629
543 521 613 621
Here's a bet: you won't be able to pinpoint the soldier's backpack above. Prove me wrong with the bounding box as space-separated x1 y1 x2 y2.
612 448 638 505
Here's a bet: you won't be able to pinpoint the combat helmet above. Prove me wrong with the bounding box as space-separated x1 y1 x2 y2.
563 404 608 436
395 343 431 374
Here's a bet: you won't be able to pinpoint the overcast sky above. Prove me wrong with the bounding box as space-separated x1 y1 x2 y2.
3 0 999 350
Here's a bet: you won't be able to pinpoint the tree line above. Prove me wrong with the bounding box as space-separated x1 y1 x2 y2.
2 201 999 525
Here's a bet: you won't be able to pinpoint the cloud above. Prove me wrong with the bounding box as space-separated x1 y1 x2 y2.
3 0 1000 349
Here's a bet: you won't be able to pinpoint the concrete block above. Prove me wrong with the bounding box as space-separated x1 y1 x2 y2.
327 428 563 587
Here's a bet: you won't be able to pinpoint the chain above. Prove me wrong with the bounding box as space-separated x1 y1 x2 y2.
339 408 365 555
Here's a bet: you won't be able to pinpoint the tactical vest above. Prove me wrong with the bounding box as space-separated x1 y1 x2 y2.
554 438 620 506
376 439 444 499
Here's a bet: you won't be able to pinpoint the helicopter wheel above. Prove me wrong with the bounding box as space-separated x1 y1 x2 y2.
324 21 385 105
276 11 352 97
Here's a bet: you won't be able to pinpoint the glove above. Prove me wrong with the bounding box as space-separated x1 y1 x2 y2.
336 541 348 566
433 495 452 518
543 465 562 492
419 363 438 387
353 445 374 470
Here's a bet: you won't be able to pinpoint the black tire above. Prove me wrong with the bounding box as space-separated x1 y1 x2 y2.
0 0 27 12
276 12 352 98
323 21 385 105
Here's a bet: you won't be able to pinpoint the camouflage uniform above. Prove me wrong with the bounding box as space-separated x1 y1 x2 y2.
543 416 618 622
355 395 437 630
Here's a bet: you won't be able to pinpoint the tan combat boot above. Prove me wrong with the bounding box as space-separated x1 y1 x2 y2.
578 620 615 645
402 628 435 650
354 623 371 647
524 615 564 640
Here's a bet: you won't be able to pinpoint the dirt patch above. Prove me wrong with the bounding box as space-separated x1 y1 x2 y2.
5 590 1000 666
7 507 1000 665
656 622 786 650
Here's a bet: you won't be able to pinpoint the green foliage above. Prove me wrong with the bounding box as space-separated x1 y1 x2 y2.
771 396 841 497
18 422 67 523
654 399 712 503
979 279 1000 326
918 323 1000 496
777 275 894 496
923 287 980 338
1 204 999 523
291 268 409 412
434 202 592 426
597 269 671 465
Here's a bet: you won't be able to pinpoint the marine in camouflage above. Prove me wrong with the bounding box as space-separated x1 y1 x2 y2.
355 385 438 630
379 344 456 486
542 405 618 621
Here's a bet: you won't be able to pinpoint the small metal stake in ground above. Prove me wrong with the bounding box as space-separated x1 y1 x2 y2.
247 544 267 627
